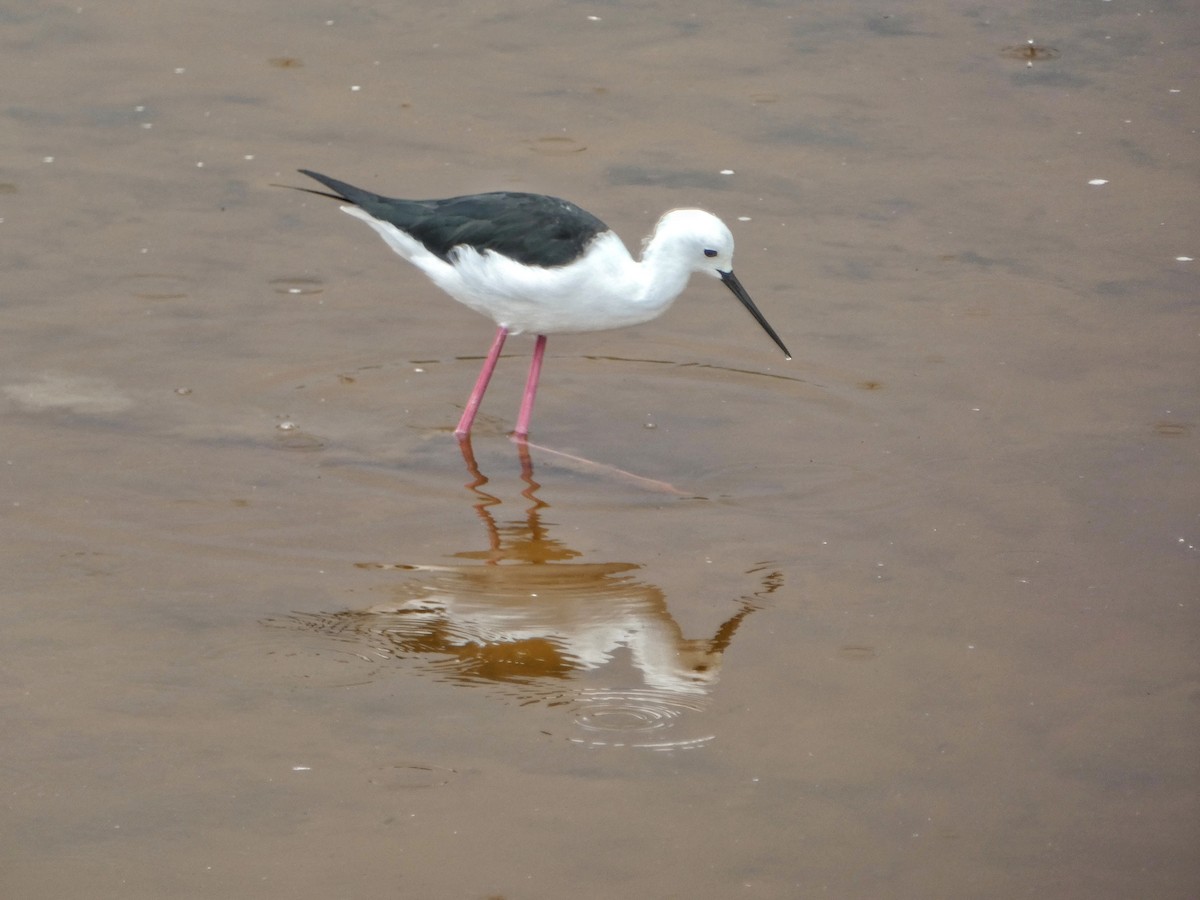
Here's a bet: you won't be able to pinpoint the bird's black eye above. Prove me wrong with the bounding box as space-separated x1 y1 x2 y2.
704 248 718 258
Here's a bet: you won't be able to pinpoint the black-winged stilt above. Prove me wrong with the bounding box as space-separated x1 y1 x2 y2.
291 169 790 438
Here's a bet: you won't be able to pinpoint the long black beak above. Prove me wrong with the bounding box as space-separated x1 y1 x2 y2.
720 270 791 359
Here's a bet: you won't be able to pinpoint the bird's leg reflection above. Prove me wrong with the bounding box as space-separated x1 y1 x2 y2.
513 434 537 491
458 431 539 501
456 434 504 559
455 433 488 492
457 434 559 565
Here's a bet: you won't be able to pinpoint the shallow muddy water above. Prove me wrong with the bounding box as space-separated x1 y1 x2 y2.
2 1 1197 898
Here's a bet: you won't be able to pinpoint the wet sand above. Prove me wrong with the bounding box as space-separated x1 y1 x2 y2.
2 1 1197 898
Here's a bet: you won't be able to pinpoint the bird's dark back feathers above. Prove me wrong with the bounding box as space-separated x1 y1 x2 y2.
297 169 610 268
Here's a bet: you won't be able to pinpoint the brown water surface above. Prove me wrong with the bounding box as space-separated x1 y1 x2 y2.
2 1 1197 898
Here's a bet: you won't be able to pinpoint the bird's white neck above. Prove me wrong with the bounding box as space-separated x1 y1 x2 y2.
632 224 700 312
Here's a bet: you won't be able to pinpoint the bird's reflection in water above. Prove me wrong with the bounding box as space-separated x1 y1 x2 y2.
285 438 782 749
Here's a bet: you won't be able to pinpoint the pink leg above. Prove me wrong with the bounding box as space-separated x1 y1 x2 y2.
456 326 508 438
513 334 547 438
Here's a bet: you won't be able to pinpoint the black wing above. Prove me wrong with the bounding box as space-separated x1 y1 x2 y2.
297 170 610 268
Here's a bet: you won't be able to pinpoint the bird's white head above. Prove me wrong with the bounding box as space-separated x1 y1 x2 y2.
646 208 736 278
643 207 792 359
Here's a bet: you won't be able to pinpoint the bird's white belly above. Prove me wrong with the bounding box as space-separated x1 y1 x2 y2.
440 235 657 335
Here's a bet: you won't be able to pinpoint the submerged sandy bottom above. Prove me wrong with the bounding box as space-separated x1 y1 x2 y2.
2 1 1197 898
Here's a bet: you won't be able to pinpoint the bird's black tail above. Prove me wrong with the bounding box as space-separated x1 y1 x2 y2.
286 169 381 207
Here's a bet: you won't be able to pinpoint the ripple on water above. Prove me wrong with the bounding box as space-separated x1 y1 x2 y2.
119 272 193 300
563 687 715 751
269 276 325 296
697 459 913 520
270 610 723 751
